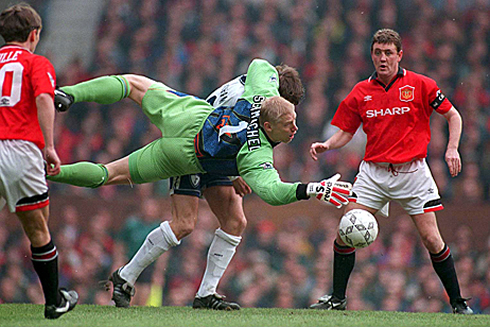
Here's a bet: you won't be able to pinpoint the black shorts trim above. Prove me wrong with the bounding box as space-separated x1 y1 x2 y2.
16 191 49 206
169 174 232 197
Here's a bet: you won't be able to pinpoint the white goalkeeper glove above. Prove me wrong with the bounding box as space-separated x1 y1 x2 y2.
307 173 352 208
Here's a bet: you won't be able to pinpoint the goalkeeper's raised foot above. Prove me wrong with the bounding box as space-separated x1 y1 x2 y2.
307 173 352 208
54 87 74 112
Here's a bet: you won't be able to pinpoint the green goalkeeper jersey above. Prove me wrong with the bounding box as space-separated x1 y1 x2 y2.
236 128 301 205
49 59 307 206
131 59 304 205
190 59 302 205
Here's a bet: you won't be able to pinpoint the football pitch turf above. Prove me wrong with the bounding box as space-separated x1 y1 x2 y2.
1 304 489 327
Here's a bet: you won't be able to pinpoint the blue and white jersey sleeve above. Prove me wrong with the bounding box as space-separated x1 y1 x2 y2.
206 75 246 108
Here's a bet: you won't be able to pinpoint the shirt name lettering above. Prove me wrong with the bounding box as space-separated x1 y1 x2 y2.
0 51 22 63
366 107 410 118
247 95 265 151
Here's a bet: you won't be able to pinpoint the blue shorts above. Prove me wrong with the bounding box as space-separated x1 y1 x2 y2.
169 174 233 197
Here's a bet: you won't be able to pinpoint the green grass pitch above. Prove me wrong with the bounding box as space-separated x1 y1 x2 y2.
0 304 489 327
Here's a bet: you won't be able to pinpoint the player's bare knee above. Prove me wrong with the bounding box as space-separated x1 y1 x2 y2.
105 172 132 185
217 208 246 235
179 223 195 238
105 161 132 185
17 210 50 245
237 215 247 232
228 215 247 235
24 225 50 246
171 214 196 239
122 74 153 105
422 234 444 253
223 197 247 234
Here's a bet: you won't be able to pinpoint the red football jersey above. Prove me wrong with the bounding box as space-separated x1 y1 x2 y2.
332 68 452 164
0 45 56 149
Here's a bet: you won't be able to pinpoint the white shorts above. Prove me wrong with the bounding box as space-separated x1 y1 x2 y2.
0 140 49 213
349 159 443 216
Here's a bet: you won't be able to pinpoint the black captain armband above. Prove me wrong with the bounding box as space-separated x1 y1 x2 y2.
430 90 446 109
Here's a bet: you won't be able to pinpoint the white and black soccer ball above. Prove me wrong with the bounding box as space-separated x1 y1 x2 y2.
338 209 378 248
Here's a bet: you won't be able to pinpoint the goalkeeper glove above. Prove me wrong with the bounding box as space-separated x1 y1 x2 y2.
54 87 74 112
307 173 352 208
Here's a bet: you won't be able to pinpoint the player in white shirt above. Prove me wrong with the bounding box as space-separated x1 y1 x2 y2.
114 65 305 309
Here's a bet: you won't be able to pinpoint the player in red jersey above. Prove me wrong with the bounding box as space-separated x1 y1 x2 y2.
308 29 472 314
0 3 77 319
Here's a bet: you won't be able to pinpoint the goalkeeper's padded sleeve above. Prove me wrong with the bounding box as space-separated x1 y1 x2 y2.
61 75 131 104
296 184 309 200
46 162 108 188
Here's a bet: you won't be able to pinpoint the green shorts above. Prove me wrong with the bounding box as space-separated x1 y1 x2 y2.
128 83 212 184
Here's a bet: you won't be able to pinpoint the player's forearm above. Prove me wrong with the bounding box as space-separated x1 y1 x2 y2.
325 129 354 150
241 170 302 206
444 107 462 150
61 75 131 104
36 93 56 149
249 179 302 206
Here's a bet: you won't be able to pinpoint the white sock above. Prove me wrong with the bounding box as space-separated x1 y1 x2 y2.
120 221 180 286
196 228 241 298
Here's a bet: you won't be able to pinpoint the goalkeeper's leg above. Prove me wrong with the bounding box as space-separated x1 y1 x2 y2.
47 156 132 188
48 137 173 188
47 162 109 188
60 74 155 107
61 75 131 105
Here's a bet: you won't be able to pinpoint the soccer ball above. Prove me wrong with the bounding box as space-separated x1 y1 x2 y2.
338 209 378 248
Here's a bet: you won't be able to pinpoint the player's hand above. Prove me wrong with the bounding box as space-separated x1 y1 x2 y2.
310 142 329 161
445 148 461 177
54 87 74 112
307 173 352 208
44 147 61 176
232 177 252 197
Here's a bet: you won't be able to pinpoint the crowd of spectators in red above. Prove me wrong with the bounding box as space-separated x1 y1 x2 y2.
49 0 490 202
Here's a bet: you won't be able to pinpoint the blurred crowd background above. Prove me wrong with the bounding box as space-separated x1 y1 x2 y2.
1 0 490 314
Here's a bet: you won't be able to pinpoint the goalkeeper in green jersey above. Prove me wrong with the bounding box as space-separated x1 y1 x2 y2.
50 58 352 308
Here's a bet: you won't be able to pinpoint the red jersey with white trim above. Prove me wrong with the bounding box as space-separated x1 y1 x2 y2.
332 68 452 164
0 45 56 149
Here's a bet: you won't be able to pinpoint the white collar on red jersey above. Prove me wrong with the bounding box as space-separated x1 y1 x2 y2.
0 44 32 53
368 66 406 82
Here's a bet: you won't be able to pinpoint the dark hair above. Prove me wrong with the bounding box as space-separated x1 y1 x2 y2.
371 28 402 53
0 3 42 43
276 64 305 105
